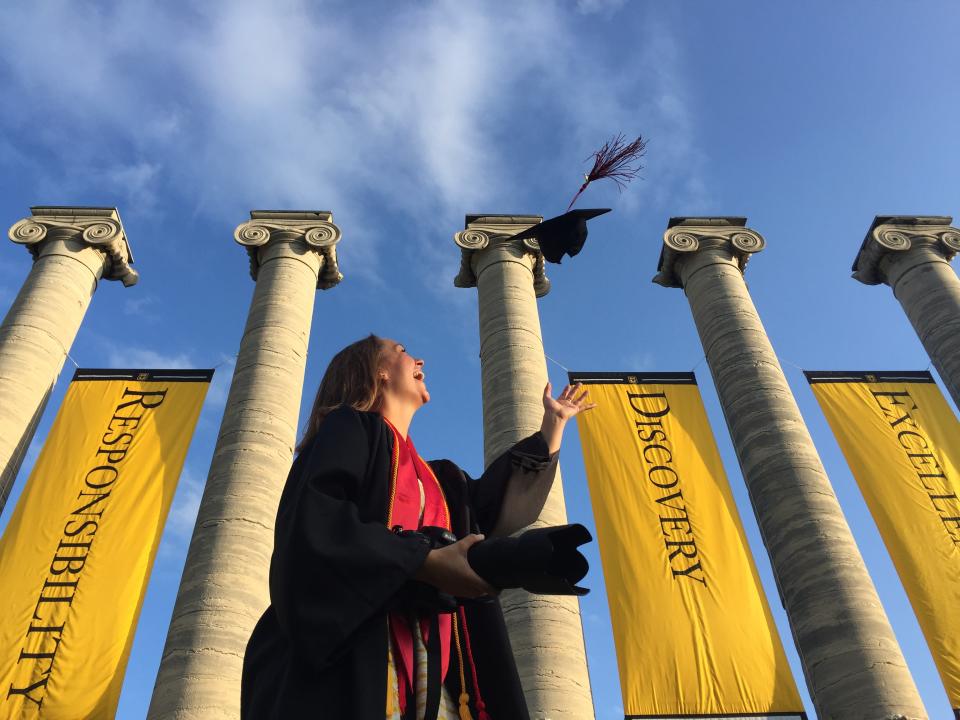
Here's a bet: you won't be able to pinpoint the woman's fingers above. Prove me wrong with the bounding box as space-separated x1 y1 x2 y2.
458 533 485 550
420 534 496 598
544 383 590 406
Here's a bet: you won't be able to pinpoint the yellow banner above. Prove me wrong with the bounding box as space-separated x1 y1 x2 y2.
807 371 960 716
571 372 805 719
0 369 211 719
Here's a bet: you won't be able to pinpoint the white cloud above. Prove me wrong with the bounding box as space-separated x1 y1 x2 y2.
207 354 236 410
577 0 627 15
631 21 713 214
156 465 206 560
0 0 709 283
106 161 162 213
106 346 194 370
123 295 158 318
166 465 203 541
621 351 656 371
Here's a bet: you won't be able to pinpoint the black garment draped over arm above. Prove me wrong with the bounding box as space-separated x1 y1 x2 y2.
462 432 560 538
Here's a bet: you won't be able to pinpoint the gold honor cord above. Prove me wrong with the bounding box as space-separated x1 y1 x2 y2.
0 369 211 719
570 372 805 720
807 371 960 715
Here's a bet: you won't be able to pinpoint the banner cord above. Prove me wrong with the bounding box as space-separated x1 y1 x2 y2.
544 352 570 373
65 352 80 369
691 355 706 373
780 356 805 373
212 354 238 369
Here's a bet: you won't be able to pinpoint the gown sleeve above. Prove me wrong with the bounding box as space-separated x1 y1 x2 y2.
465 432 560 538
269 406 431 669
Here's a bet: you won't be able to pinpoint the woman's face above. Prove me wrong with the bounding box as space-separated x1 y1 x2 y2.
379 339 429 407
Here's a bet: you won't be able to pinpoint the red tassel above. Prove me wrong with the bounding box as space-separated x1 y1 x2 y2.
458 607 492 719
567 133 647 210
477 698 492 720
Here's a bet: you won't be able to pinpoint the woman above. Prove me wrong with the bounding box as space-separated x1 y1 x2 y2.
241 334 593 720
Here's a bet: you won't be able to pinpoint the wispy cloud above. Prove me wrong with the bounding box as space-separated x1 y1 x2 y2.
620 351 657 371
632 22 713 214
577 0 628 16
105 161 163 214
207 354 235 410
157 465 205 560
166 465 203 541
0 0 708 284
123 295 159 319
106 346 194 370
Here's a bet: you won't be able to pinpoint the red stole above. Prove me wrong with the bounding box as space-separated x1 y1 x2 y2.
384 419 452 715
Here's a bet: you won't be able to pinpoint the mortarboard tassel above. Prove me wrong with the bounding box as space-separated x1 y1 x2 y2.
566 133 647 211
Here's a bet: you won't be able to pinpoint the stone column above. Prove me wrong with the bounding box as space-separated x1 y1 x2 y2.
653 217 926 720
454 215 594 720
148 211 342 719
853 215 960 408
0 206 136 514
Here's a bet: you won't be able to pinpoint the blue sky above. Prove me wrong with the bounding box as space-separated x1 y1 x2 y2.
1 1 958 717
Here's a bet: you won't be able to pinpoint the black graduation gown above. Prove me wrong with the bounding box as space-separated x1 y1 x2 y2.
241 406 559 719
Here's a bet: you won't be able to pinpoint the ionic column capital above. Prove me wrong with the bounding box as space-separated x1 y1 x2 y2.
234 210 343 289
7 206 138 287
653 216 765 288
852 215 959 286
453 214 551 297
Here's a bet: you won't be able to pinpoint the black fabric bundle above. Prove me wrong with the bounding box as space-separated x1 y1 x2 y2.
468 523 592 596
410 523 593 601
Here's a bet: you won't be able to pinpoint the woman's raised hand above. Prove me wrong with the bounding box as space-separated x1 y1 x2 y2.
543 382 596 422
540 382 597 453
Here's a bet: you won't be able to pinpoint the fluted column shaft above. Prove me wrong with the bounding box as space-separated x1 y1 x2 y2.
656 218 925 720
0 207 136 514
455 216 594 720
149 212 341 719
853 216 960 409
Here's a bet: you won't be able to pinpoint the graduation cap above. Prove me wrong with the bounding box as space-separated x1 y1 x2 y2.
509 133 645 264
510 208 611 264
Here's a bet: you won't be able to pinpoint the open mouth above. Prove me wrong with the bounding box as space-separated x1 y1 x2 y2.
413 371 425 381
